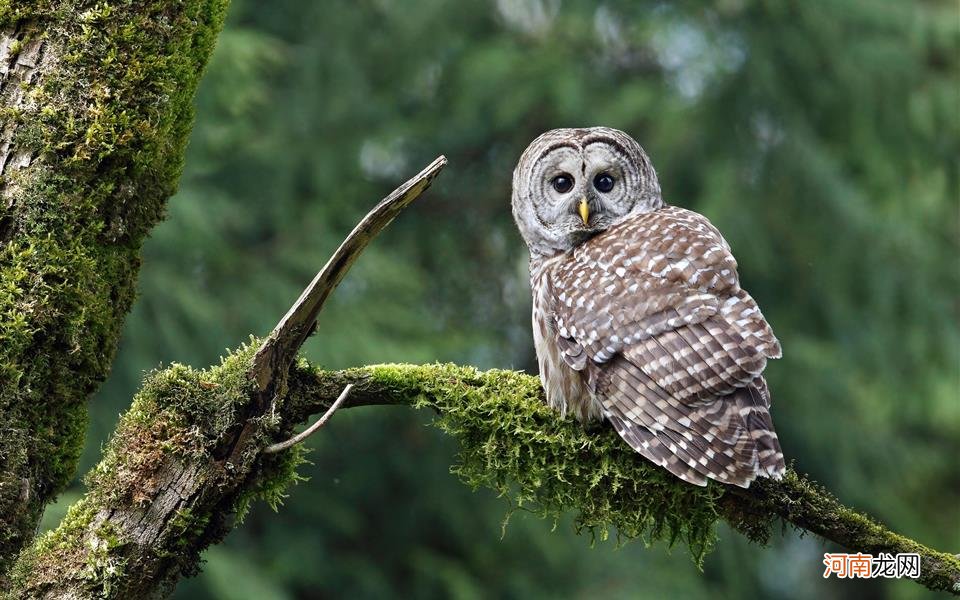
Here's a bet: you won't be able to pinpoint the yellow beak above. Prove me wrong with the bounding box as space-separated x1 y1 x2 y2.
578 197 590 225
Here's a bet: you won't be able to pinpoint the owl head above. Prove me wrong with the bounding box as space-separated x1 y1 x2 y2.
511 127 662 257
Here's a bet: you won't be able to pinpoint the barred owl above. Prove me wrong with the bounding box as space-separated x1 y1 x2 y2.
511 127 785 487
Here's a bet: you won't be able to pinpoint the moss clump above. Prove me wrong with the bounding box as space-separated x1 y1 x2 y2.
5 498 127 599
232 444 310 523
8 340 317 596
85 343 261 509
0 0 229 574
293 363 724 564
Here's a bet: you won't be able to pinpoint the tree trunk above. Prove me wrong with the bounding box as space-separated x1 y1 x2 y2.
0 0 228 581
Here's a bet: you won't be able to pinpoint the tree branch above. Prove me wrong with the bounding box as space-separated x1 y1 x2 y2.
263 385 352 454
253 156 448 381
727 474 960 594
6 158 447 599
281 362 960 595
220 156 446 468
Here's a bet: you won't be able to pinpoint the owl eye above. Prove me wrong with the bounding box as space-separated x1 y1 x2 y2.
551 174 574 194
594 172 615 193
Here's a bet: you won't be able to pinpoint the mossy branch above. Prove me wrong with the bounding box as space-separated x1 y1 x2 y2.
11 358 957 598
282 362 960 595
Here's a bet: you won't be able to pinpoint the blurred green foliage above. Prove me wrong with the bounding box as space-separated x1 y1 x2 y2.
44 0 958 598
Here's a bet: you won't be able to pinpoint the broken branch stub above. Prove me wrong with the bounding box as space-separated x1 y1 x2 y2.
220 155 446 466
254 155 447 388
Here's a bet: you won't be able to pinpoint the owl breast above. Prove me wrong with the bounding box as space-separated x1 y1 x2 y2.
531 261 603 422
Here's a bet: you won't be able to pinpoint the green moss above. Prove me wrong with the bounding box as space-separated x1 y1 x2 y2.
100 341 314 528
4 498 127 598
232 445 310 523
0 2 27 27
0 0 230 574
293 363 724 564
7 340 318 595
167 509 212 553
718 469 960 593
85 343 260 508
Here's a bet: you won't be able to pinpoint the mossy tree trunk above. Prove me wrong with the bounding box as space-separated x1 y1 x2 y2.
0 0 229 583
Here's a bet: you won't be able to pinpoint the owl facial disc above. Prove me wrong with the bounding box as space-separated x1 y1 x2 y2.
511 127 663 257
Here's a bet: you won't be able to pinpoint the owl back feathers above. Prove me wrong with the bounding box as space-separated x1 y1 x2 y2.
533 205 786 487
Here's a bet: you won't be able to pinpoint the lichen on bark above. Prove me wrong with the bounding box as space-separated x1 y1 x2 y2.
0 0 229 578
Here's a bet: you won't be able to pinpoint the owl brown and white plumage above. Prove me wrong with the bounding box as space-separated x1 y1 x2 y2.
512 127 785 487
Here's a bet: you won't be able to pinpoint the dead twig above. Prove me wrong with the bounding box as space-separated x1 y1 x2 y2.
253 155 448 387
263 384 353 454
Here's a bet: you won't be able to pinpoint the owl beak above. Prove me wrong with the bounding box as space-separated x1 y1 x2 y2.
577 197 590 225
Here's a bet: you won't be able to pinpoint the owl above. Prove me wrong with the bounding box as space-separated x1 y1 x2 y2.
511 127 785 487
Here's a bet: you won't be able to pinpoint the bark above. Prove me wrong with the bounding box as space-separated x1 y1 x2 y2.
0 0 229 580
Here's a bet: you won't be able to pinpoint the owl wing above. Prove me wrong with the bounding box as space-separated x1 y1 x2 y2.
547 205 784 487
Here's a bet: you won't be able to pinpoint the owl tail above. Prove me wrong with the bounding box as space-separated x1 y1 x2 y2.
601 362 786 488
733 378 786 480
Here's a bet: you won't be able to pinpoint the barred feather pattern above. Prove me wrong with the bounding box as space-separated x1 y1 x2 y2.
530 205 785 487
